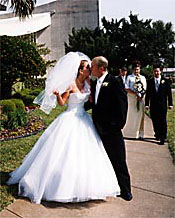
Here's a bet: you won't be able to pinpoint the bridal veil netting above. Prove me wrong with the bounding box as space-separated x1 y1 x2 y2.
33 52 91 114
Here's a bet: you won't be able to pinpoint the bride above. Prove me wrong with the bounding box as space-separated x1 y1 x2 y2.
7 52 120 204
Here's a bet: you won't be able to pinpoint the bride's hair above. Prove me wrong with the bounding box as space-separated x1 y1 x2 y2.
77 60 89 77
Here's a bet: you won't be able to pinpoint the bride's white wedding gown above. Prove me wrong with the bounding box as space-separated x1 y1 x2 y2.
7 91 120 204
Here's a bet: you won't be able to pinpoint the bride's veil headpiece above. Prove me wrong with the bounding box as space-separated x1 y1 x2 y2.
33 51 91 114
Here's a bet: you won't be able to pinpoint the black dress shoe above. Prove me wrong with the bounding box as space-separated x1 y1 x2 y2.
117 192 133 201
138 136 144 141
159 140 165 145
154 134 160 140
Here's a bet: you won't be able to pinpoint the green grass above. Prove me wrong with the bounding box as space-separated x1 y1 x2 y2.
0 105 66 211
167 94 175 163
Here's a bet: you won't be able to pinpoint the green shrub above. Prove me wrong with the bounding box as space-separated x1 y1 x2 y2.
20 89 32 96
0 100 16 114
12 92 22 99
11 88 42 106
12 82 25 95
22 95 36 106
30 88 43 96
15 110 28 127
11 99 25 111
0 99 28 130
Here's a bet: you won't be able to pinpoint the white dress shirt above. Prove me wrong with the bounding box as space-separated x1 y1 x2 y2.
95 72 108 104
122 75 126 84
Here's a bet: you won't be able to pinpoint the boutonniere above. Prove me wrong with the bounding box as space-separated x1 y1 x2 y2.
102 82 109 87
161 80 165 84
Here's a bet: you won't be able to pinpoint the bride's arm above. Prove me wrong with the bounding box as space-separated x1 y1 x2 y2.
53 90 70 106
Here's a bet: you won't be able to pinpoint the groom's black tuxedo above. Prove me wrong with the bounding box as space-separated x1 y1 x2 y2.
85 73 131 196
145 77 173 141
91 74 128 133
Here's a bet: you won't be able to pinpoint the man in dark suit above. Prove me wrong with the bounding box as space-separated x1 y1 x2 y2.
120 67 128 85
86 56 132 201
116 67 128 88
145 64 173 145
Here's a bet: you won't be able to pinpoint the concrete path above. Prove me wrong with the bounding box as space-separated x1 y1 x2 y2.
1 115 174 218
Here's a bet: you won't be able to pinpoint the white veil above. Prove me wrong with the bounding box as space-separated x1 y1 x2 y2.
33 52 91 114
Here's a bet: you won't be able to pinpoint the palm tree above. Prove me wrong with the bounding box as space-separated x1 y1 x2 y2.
0 0 36 19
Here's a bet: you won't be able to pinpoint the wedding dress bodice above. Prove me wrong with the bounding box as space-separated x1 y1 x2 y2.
67 92 90 116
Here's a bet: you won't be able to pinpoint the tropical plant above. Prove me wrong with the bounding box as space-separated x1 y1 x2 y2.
0 0 36 19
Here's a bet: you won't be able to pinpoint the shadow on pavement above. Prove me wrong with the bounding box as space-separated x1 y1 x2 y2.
124 137 160 145
42 199 106 210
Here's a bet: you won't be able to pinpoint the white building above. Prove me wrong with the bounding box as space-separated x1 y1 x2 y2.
0 0 99 61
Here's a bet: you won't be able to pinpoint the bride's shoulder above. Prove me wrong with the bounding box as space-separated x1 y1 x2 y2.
68 82 77 92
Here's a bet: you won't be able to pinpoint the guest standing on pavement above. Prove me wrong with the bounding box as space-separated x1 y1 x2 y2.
123 61 146 139
145 64 173 145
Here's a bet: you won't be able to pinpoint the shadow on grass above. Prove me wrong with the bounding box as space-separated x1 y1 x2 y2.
0 171 18 198
0 171 10 185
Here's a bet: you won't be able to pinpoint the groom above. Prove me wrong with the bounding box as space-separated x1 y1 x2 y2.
86 56 132 201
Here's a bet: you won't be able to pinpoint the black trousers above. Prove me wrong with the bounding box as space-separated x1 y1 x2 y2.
99 129 131 195
151 110 167 140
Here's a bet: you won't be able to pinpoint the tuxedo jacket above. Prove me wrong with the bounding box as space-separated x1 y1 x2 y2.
145 77 173 114
87 73 128 134
116 75 126 89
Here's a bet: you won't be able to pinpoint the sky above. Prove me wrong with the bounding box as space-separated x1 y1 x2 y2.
2 0 175 25
100 0 175 25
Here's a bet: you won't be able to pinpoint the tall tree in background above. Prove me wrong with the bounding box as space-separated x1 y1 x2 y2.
0 0 36 18
65 13 175 73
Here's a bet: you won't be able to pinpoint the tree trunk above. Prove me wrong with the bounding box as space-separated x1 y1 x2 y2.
0 83 13 99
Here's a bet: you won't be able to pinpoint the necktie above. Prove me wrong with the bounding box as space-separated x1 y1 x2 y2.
155 79 159 92
95 80 101 104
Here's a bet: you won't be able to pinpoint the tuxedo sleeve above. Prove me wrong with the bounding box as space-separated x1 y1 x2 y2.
111 77 128 129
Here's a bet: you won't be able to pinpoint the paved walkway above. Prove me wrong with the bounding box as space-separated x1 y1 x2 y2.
1 115 174 218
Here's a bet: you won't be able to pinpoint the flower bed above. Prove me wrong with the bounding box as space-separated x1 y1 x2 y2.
0 115 45 142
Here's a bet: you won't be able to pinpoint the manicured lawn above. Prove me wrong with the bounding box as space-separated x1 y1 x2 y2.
0 105 66 211
167 93 175 163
